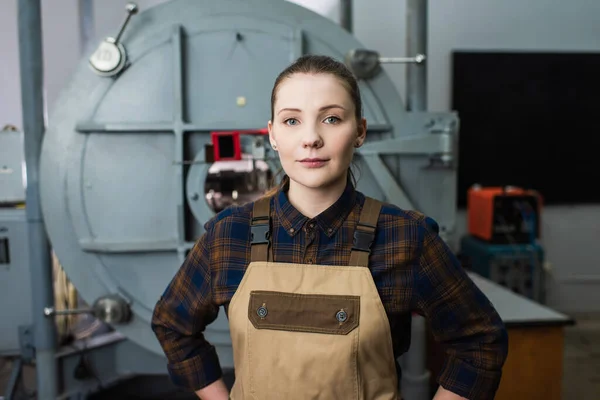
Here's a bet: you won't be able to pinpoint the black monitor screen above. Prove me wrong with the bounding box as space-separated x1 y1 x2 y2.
452 50 600 207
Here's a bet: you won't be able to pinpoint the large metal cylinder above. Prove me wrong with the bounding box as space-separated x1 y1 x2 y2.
39 1 457 383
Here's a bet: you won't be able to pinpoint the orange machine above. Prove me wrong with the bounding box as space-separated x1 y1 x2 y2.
467 186 543 244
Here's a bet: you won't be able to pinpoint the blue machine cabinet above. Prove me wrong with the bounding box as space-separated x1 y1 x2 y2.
0 208 33 356
460 235 545 303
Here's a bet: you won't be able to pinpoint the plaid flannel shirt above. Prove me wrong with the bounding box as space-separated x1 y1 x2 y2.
151 181 508 399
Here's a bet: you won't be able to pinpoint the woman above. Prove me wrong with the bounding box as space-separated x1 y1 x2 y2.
151 55 508 400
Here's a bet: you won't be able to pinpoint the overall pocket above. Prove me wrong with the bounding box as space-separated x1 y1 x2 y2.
247 291 360 400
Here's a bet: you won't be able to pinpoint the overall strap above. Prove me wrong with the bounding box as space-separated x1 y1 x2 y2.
348 196 383 267
251 196 273 262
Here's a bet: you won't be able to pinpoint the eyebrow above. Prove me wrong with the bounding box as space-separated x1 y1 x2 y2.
277 104 346 115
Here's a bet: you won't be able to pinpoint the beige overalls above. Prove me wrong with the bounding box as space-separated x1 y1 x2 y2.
228 196 401 400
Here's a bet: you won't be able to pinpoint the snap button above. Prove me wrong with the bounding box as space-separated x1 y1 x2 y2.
257 304 268 319
336 309 348 323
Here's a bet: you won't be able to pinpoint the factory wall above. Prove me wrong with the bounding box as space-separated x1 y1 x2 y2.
354 0 600 314
1 0 599 313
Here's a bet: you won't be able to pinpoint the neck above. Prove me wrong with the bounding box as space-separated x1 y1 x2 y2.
287 175 349 219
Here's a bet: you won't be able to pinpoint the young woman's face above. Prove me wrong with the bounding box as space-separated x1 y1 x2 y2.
268 73 366 191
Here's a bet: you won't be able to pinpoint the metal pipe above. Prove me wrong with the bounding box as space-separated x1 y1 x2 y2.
402 3 431 399
406 0 427 111
340 0 352 33
17 1 59 399
78 0 95 54
401 315 430 400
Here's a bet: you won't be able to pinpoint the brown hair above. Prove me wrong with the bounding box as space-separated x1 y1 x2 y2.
264 55 363 197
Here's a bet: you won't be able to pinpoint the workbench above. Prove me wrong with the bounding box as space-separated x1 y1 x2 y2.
426 272 575 400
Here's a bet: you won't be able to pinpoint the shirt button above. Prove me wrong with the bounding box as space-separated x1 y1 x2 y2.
289 228 295 233
309 223 315 229
327 228 333 234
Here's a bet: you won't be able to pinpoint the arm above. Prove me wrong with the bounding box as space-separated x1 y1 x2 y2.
433 385 468 400
194 380 229 399
415 217 509 400
151 228 227 400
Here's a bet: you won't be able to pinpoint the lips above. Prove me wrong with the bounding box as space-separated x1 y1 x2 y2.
300 158 328 162
299 158 329 168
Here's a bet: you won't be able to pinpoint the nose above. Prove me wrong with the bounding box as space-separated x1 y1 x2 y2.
301 127 324 149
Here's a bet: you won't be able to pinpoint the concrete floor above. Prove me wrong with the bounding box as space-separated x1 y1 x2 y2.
561 313 600 400
1 314 599 399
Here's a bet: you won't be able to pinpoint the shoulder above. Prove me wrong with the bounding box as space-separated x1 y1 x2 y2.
203 196 273 236
203 201 254 234
359 193 441 236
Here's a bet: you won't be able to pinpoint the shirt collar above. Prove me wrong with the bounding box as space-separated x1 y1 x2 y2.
274 178 357 237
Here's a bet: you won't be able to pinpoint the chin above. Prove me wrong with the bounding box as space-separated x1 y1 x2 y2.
289 170 346 190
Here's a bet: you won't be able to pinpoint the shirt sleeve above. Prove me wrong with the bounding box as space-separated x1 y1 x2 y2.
151 225 222 391
414 216 509 400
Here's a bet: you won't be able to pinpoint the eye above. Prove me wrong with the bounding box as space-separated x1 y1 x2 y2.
284 118 299 126
324 116 340 124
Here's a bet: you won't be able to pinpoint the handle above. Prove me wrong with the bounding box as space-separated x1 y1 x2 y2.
380 54 426 64
113 3 139 44
44 294 132 324
44 307 92 316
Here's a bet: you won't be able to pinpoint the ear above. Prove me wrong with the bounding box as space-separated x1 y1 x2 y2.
267 120 277 149
355 118 367 148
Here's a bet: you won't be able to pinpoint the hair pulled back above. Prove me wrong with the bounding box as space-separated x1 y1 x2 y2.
270 54 363 123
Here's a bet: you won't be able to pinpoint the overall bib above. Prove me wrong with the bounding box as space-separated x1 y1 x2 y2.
228 196 400 400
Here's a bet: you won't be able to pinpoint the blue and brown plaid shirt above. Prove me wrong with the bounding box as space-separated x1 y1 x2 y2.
151 181 508 399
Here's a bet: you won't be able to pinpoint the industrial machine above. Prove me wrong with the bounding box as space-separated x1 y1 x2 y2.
467 185 542 244
0 126 29 357
461 185 545 302
205 129 273 212
460 235 544 301
4 0 458 398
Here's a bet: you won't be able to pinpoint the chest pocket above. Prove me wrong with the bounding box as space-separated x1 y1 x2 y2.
248 290 360 334
246 289 361 399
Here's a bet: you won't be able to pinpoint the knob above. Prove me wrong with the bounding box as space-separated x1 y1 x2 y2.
91 294 132 324
44 294 132 324
89 2 139 77
345 49 426 79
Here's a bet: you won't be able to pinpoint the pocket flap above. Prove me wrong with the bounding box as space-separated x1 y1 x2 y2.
248 291 360 335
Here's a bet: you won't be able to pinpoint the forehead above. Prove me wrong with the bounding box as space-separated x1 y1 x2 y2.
274 73 352 110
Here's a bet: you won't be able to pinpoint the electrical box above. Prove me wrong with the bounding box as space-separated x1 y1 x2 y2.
467 186 542 244
0 127 26 205
210 129 268 162
0 208 33 355
211 131 242 161
460 234 544 303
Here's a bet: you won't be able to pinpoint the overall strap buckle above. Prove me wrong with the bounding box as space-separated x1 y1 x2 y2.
251 196 272 262
352 222 377 252
349 197 383 267
251 217 270 245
